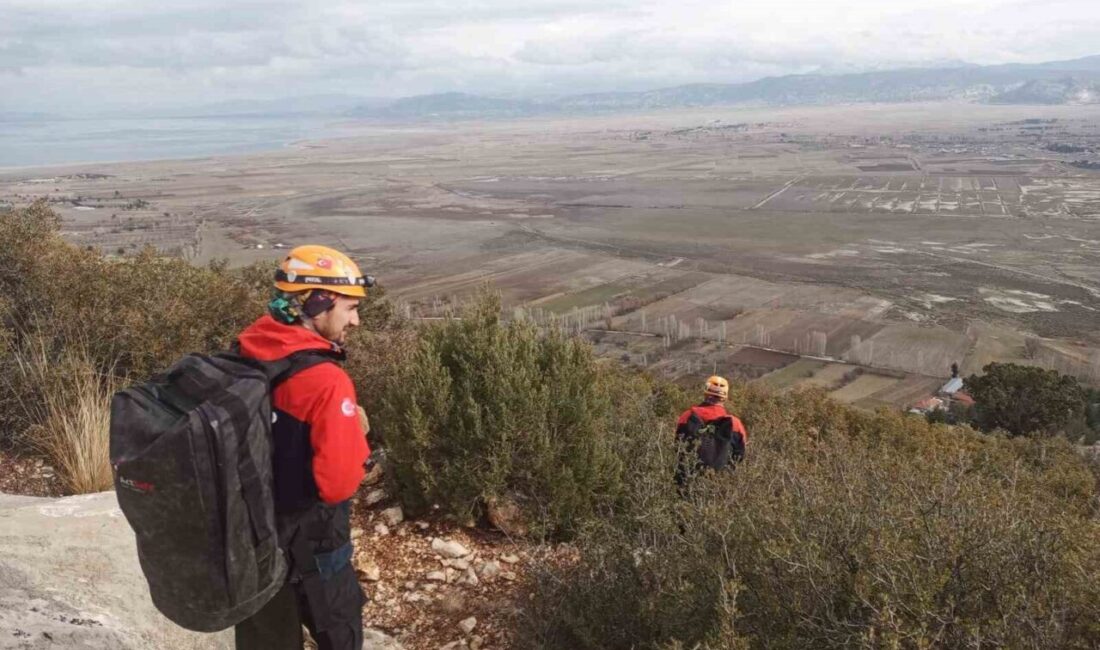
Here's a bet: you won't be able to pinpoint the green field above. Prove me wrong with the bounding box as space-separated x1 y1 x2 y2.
758 358 829 390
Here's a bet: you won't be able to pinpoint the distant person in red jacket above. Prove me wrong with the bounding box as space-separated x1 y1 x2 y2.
675 376 748 486
234 245 373 650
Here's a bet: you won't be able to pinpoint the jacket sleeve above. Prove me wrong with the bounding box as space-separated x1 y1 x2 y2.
732 417 748 445
307 369 369 504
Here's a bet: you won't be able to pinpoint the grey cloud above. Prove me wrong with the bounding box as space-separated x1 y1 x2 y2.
337 0 640 28
513 28 841 87
2 1 296 41
1 0 616 75
0 0 1098 113
0 39 43 69
2 21 410 75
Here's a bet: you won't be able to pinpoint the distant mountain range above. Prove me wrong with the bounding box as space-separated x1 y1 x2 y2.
347 55 1100 120
54 54 1098 122
988 77 1100 104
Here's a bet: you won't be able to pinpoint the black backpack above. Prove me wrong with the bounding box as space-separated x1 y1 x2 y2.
675 411 745 486
109 350 333 632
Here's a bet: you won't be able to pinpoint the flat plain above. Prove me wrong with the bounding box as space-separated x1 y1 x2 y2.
4 101 1100 406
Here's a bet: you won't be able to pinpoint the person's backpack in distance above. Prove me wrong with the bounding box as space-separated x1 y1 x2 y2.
109 350 333 632
675 412 744 485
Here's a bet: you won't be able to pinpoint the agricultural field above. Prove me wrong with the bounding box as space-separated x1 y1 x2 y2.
757 358 830 390
4 101 1100 408
765 175 1024 216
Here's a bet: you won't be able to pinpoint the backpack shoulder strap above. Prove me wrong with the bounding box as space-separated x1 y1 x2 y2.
270 350 341 388
220 345 344 388
676 411 705 441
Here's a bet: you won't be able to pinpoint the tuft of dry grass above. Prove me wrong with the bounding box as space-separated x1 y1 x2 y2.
38 368 117 494
10 335 117 494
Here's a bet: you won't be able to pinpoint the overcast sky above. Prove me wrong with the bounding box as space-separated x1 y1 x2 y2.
2 0 1099 114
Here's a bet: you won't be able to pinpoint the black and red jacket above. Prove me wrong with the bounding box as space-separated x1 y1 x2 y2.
675 402 748 486
676 403 748 445
237 315 369 553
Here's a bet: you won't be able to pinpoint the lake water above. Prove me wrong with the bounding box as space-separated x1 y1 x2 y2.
0 115 342 168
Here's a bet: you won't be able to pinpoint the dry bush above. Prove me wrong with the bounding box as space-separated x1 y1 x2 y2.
9 335 118 493
521 387 1100 649
0 202 270 446
0 201 267 373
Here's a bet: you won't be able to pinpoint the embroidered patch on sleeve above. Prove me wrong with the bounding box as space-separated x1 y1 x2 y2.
341 397 357 417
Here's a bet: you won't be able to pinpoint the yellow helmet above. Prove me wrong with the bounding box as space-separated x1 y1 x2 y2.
274 245 374 298
704 375 729 401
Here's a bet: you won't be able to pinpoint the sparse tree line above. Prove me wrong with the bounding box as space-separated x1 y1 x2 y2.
1 201 1098 648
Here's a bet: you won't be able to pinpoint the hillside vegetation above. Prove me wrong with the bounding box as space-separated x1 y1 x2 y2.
374 287 1100 648
520 388 1100 648
0 201 402 487
0 202 268 490
1 202 1098 648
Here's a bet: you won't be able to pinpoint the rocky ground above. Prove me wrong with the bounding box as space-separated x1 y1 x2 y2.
0 450 544 650
0 449 63 498
0 490 236 650
348 478 546 650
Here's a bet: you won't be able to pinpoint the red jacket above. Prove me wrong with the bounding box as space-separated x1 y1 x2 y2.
677 402 748 445
238 315 369 505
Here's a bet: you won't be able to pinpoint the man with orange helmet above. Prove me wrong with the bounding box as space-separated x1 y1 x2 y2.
674 375 748 486
234 245 375 650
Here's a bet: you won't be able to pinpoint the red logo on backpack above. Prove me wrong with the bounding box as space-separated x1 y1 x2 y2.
115 463 156 494
120 476 156 494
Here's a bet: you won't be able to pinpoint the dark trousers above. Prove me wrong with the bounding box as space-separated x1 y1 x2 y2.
234 562 366 650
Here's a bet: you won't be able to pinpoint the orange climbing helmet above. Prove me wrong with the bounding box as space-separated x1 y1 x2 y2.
703 375 729 401
274 245 374 298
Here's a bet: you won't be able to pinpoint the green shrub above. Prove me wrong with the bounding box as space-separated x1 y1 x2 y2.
0 202 269 378
0 202 274 446
0 201 403 492
521 388 1100 649
965 362 1087 436
340 285 416 415
377 289 681 539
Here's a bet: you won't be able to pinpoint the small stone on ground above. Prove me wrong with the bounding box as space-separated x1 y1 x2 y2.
430 538 470 559
381 506 404 527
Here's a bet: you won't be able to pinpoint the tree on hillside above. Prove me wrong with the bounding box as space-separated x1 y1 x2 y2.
964 362 1086 436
